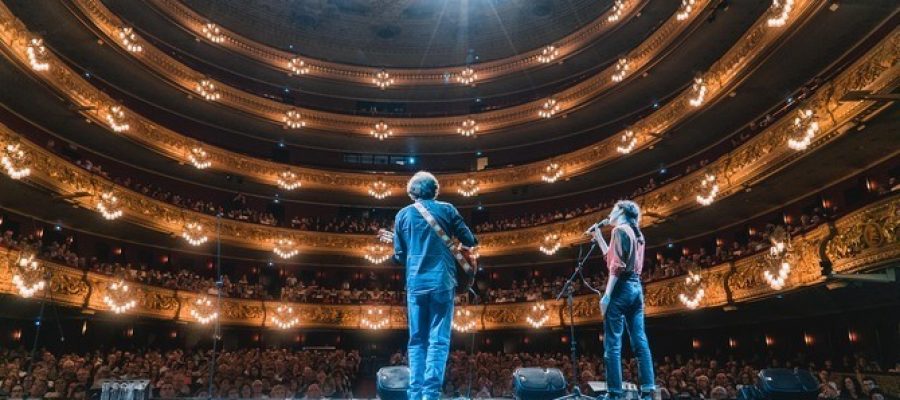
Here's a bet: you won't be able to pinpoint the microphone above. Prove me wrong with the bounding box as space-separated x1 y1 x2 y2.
584 218 610 235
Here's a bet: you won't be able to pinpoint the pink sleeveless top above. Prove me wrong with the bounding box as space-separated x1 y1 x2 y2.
606 224 644 277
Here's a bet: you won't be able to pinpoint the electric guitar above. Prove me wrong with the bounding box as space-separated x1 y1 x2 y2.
377 229 481 295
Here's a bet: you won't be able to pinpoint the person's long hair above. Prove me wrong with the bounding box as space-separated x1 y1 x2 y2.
614 200 644 245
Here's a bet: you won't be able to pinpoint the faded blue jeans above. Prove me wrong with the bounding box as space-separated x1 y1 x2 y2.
407 289 454 400
604 273 656 396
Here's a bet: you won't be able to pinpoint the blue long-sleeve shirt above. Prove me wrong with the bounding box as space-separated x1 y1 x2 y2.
392 199 477 294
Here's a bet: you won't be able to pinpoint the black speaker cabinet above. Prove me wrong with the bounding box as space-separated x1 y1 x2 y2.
512 367 567 400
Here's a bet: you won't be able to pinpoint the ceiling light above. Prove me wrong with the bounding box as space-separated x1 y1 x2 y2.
195 79 221 101
188 146 212 169
541 162 564 183
767 0 795 28
607 0 627 22
695 174 719 206
361 308 389 330
276 170 302 191
539 98 560 119
456 67 477 85
97 190 123 220
615 130 637 154
283 109 305 129
370 121 393 140
105 105 130 132
2 142 31 180
26 38 50 72
190 296 218 324
676 0 697 21
539 233 561 255
452 308 477 333
788 109 818 151
537 45 559 64
288 57 309 75
181 221 208 246
457 118 478 137
271 304 299 329
364 243 391 265
458 178 480 197
12 253 45 298
373 70 394 89
688 76 707 107
273 238 299 259
117 27 142 53
678 270 704 309
202 23 225 43
526 302 549 328
368 179 391 199
103 279 137 314
611 58 630 82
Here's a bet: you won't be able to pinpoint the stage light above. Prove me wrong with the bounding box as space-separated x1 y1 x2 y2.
283 109 306 129
457 118 478 137
456 67 477 85
541 163 564 183
2 142 31 179
273 238 299 259
696 174 719 206
276 170 302 191
105 105 130 132
526 302 549 328
676 0 697 21
97 190 123 220
12 253 46 298
539 98 560 119
767 0 795 28
288 57 309 75
117 27 143 53
103 279 137 314
539 233 562 255
195 79 221 101
537 45 559 64
616 130 637 154
202 23 225 43
371 121 393 140
688 77 708 107
181 222 209 246
368 179 391 199
26 38 50 71
190 296 218 324
611 58 630 82
788 109 818 150
457 178 480 197
361 308 389 330
188 146 212 169
271 304 299 329
373 70 394 89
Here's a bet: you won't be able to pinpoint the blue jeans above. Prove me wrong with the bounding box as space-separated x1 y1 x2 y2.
407 289 454 400
604 274 655 395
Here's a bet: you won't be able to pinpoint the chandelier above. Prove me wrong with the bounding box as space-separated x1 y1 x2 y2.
537 45 559 64
190 296 219 324
117 26 142 53
364 243 392 265
288 57 309 75
368 179 391 199
763 226 793 290
616 130 637 154
688 76 708 107
539 233 562 255
283 109 306 129
457 178 480 197
373 70 394 89
695 174 719 206
105 105 130 132
457 118 478 137
97 190 123 220
195 79 221 101
767 0 795 28
541 162 564 183
676 0 697 21
202 23 225 43
788 109 818 151
181 221 209 246
188 146 212 169
273 238 299 259
526 302 549 328
26 38 50 71
361 308 389 330
370 121 393 140
271 304 299 329
452 307 477 333
607 0 627 22
539 98 560 119
456 67 477 85
611 58 630 82
11 253 46 298
276 169 302 191
103 279 137 314
2 142 31 180
678 269 705 309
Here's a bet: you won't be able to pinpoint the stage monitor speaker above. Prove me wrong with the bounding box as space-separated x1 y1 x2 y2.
377 366 410 400
512 367 567 400
751 368 819 400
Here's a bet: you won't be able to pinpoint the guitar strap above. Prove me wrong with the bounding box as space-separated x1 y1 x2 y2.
412 202 474 274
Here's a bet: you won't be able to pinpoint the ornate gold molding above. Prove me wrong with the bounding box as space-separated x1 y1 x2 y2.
0 27 896 258
145 0 646 86
1 194 896 329
0 0 820 197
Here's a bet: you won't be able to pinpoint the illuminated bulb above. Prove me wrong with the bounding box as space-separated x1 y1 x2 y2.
607 0 626 22
678 271 705 309
526 302 549 328
105 105 130 132
288 57 309 75
537 45 559 64
611 58 630 82
688 77 707 107
788 109 818 151
273 238 299 259
2 143 31 179
103 279 137 314
181 222 208 246
364 244 391 264
26 38 50 71
202 23 225 43
276 170 302 191
457 178 480 197
361 308 389 330
195 79 221 101
188 146 212 169
283 109 306 129
696 174 719 206
457 118 478 137
456 67 477 85
539 98 560 119
767 0 795 28
373 70 394 89
368 179 391 199
616 130 637 154
97 191 123 220
370 121 393 140
763 261 791 290
12 253 45 298
271 304 299 329
541 163 563 183
676 0 697 21
452 308 477 333
190 296 218 324
117 27 142 53
539 233 561 255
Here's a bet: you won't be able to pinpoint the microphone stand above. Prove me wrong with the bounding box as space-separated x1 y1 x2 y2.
553 239 601 400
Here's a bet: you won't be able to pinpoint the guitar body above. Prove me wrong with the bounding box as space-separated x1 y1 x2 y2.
378 229 484 297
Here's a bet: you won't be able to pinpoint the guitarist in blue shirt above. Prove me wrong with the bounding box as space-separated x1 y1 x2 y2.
381 171 477 400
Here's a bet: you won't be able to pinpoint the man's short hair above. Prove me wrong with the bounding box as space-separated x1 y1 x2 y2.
407 171 440 200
